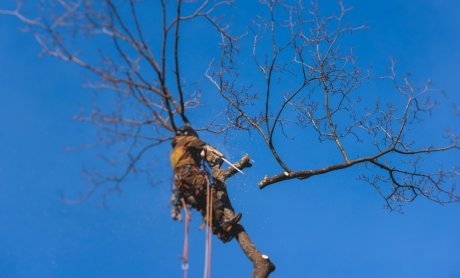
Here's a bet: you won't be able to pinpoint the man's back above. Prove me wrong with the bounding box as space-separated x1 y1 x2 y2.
170 135 206 169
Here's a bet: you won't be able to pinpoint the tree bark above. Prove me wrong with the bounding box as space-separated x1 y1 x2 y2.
234 224 276 278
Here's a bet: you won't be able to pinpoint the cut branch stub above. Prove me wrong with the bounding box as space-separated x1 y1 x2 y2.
214 153 252 182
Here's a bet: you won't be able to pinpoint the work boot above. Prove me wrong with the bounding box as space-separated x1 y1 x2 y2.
221 211 242 232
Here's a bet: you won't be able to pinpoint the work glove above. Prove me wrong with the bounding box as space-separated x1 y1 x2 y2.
202 145 224 167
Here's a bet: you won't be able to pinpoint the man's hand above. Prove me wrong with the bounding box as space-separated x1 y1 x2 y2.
203 145 224 167
171 207 183 221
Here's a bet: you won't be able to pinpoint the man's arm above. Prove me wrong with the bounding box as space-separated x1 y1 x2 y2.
185 136 224 166
186 136 207 150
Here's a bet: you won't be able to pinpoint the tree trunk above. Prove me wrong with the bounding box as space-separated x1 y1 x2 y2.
214 154 275 277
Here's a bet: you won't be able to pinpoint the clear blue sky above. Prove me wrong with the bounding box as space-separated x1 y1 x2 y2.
0 1 459 277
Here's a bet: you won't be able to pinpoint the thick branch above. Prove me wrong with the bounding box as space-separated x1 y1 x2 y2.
234 224 276 278
259 144 460 194
258 150 390 188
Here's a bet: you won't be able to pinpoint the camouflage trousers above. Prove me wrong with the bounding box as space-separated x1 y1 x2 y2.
172 164 237 242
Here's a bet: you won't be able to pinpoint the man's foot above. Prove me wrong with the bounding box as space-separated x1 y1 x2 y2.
221 212 242 232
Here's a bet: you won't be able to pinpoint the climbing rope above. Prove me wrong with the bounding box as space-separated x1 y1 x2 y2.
204 176 213 278
181 198 191 278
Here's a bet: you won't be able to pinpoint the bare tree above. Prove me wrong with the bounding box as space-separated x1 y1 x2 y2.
205 0 459 209
2 0 459 277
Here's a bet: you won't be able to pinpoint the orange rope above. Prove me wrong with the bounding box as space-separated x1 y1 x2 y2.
181 198 190 278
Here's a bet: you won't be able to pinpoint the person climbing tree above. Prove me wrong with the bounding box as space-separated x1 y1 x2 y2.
170 125 242 242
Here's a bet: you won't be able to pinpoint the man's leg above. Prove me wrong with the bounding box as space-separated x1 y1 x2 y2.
212 186 242 238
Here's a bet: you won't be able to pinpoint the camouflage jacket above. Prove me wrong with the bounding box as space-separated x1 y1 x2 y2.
170 135 206 170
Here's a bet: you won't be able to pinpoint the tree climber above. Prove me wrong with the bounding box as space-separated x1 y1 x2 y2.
170 125 242 242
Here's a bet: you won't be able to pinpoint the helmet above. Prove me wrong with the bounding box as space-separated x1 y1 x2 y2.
176 125 198 137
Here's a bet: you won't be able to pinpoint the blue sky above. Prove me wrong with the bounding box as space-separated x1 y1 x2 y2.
0 1 460 278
